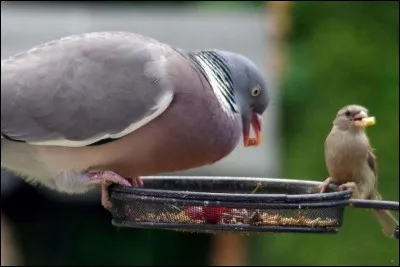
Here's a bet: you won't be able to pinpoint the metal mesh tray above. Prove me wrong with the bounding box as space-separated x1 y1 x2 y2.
109 176 354 234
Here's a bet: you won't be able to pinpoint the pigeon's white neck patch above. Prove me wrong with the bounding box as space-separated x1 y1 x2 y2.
190 51 239 118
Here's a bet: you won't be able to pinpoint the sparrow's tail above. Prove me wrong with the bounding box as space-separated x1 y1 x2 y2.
371 209 398 237
370 190 398 238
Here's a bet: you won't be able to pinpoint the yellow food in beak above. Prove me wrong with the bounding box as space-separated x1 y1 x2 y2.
355 116 376 127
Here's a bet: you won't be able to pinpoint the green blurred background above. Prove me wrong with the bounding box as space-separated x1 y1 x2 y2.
253 1 399 266
1 1 398 266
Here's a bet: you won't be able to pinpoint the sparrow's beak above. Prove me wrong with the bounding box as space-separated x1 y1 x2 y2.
243 111 263 147
353 111 376 127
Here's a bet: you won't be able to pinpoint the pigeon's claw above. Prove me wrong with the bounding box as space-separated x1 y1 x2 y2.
87 171 144 210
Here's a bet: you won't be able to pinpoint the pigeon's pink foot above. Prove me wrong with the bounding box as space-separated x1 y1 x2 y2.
131 177 144 187
318 177 333 193
87 171 143 210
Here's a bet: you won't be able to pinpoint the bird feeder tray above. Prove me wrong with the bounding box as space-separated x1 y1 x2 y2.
109 176 399 237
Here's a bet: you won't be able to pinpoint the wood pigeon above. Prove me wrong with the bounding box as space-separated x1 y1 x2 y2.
1 31 269 209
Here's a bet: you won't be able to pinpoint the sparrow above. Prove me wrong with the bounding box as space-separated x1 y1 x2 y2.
319 104 398 237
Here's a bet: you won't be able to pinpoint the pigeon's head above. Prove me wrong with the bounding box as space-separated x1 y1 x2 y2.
333 104 376 131
219 51 269 147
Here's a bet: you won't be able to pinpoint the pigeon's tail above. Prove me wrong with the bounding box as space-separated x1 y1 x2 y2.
0 132 24 143
370 190 399 238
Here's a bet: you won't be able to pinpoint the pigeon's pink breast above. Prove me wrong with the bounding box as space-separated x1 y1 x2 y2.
86 56 242 178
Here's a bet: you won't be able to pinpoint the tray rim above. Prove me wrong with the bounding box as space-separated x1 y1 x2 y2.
111 219 340 234
109 176 353 204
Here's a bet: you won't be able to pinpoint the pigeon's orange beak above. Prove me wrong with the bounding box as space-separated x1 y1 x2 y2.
243 112 262 147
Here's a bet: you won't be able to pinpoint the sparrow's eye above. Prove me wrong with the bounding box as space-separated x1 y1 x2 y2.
345 110 351 117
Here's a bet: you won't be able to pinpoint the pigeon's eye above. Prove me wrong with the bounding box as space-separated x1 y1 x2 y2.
345 110 351 117
251 86 261 97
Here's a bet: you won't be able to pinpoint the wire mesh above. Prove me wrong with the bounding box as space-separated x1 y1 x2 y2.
109 177 352 234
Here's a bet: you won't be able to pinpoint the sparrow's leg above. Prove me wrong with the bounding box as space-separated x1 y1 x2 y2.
318 177 333 193
87 171 143 210
338 181 359 198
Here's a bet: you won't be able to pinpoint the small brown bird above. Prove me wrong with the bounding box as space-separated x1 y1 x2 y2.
319 104 398 237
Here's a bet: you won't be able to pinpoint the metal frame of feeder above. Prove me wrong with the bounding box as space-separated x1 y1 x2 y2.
108 176 399 237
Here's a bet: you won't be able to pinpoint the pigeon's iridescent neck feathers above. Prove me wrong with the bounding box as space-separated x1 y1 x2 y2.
187 50 239 116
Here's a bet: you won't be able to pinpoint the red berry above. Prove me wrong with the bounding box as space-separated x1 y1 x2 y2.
184 206 204 220
203 207 230 224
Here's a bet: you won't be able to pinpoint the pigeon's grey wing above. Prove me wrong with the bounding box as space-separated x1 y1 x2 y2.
1 32 178 147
